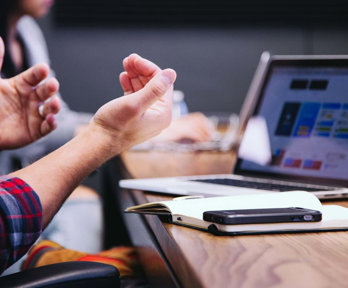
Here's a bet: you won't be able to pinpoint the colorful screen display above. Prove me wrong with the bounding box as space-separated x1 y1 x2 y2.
239 64 348 182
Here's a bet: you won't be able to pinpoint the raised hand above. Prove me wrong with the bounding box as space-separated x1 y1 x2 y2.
119 54 214 144
119 54 161 95
0 38 60 150
92 68 176 152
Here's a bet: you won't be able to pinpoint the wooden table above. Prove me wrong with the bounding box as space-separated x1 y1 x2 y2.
121 149 236 178
118 149 348 288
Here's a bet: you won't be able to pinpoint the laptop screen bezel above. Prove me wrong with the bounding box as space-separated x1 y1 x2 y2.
233 55 348 187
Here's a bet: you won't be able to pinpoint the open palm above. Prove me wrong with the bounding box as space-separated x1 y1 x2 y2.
0 38 60 150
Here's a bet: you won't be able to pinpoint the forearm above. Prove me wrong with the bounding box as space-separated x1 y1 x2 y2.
9 67 176 228
11 123 122 227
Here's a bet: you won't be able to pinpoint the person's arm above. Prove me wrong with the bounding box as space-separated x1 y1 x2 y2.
0 176 42 272
12 68 176 227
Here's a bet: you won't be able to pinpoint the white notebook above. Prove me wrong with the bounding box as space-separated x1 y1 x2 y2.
125 191 348 235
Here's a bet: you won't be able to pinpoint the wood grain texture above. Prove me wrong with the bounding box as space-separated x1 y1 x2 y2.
122 150 236 178
166 226 348 288
119 190 179 287
132 192 203 288
145 195 348 288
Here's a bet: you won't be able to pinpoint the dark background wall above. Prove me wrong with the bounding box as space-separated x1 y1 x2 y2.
37 1 348 115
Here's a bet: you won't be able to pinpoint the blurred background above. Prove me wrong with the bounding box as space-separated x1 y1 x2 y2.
38 0 348 115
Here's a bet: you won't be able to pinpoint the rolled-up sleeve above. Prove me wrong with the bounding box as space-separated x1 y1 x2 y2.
0 176 42 273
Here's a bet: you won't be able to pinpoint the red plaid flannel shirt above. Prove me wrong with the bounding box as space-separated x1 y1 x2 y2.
0 176 42 273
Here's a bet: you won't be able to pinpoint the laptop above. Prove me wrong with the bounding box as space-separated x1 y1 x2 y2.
120 52 348 199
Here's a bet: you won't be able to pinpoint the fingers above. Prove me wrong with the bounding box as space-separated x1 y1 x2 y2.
134 56 161 76
119 70 153 95
194 122 214 141
123 54 139 78
39 96 60 136
193 127 214 142
133 54 161 89
145 69 176 99
130 69 176 113
35 77 60 101
165 113 214 143
187 113 215 140
122 54 162 93
130 74 145 92
14 63 50 88
185 126 212 142
119 72 133 95
123 55 143 91
123 54 160 78
0 37 4 73
40 114 57 136
39 95 61 118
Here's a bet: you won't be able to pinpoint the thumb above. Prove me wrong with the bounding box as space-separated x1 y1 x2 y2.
130 68 176 113
0 37 4 74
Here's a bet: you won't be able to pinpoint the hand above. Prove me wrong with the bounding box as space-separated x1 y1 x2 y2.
153 112 214 143
92 68 177 152
119 54 161 95
0 38 60 150
120 55 214 144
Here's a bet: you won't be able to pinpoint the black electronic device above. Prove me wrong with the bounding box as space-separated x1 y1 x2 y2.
203 207 322 225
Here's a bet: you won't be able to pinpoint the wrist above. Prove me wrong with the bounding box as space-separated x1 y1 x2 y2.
80 121 127 163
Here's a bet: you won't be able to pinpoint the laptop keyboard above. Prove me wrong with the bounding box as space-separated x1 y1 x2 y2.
192 178 331 192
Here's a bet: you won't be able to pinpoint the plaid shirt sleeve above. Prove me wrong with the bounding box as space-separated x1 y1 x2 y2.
0 176 42 273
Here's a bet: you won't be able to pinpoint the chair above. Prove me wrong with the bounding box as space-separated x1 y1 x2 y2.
0 261 120 288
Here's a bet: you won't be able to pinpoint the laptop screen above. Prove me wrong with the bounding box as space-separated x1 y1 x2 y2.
235 57 348 186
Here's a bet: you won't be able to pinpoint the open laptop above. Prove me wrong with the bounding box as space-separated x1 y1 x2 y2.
120 52 348 199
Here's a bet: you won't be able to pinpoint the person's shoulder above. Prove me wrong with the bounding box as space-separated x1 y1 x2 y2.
17 16 46 48
17 16 50 65
17 16 43 36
